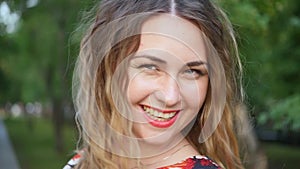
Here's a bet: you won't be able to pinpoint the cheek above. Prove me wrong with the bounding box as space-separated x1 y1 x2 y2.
181 79 208 109
127 75 152 104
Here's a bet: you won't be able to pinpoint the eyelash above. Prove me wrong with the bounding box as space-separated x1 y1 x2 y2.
184 68 206 76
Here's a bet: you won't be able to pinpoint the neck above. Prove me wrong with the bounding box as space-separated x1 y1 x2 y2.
136 138 199 168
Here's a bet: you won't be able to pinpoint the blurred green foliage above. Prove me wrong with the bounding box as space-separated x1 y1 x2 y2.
259 95 300 130
218 0 300 131
0 0 93 103
0 0 299 132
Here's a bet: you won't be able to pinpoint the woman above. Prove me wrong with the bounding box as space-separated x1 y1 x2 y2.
65 0 247 168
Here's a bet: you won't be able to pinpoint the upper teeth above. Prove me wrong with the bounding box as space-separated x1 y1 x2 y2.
143 106 176 119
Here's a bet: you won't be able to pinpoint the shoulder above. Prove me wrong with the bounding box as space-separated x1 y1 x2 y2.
63 153 82 169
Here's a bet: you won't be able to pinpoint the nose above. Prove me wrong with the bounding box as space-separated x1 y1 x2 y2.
154 75 181 107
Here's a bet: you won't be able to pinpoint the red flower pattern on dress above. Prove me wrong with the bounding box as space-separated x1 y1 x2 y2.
157 156 222 169
63 154 222 169
201 158 217 166
72 153 81 160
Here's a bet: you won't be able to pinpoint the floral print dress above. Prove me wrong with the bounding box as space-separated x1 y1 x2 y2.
63 154 222 169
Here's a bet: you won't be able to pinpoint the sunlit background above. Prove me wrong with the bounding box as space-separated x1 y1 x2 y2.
0 0 299 168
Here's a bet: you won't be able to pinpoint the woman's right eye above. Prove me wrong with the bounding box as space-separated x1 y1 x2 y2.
137 64 159 71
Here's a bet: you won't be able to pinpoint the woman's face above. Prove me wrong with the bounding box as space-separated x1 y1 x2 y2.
127 14 209 144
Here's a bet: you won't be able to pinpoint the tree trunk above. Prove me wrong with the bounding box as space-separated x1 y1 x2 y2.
51 9 68 153
52 98 64 153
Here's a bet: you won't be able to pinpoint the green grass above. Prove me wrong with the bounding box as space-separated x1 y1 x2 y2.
262 142 300 169
4 117 77 169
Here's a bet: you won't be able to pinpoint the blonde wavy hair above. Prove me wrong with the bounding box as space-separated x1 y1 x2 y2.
73 0 246 168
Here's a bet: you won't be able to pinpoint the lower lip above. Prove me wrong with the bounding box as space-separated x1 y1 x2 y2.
143 110 179 128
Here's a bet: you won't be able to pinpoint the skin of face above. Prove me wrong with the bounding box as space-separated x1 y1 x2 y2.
127 14 209 146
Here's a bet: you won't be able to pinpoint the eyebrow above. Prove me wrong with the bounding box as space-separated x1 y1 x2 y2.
186 61 207 67
132 55 167 64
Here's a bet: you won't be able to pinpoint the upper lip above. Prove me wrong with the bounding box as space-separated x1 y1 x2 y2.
141 104 181 113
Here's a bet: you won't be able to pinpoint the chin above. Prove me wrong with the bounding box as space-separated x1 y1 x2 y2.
134 123 183 146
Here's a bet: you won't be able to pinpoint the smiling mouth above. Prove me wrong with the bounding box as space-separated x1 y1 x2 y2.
141 105 178 122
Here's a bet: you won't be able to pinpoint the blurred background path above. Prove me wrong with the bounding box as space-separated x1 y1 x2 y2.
0 118 20 169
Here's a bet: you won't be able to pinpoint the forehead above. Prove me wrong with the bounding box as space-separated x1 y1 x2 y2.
138 14 207 62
